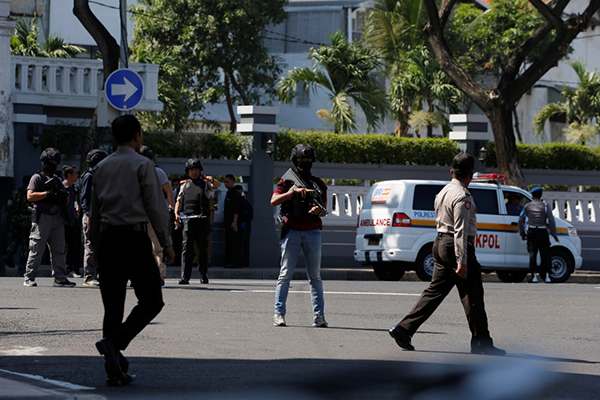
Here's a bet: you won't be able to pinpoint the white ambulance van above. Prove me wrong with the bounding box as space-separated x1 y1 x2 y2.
354 175 582 283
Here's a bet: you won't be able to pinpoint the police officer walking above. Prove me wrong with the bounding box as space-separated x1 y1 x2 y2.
518 187 559 283
389 153 505 355
174 159 220 284
23 148 75 288
90 115 174 386
80 149 107 286
271 144 328 328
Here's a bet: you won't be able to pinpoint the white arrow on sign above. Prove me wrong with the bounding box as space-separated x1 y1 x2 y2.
111 77 139 102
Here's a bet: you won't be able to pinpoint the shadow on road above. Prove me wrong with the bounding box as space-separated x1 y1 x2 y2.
1 355 598 400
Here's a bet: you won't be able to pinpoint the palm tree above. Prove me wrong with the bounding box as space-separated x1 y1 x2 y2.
390 46 463 138
533 60 600 145
277 31 388 134
11 17 85 58
361 0 429 136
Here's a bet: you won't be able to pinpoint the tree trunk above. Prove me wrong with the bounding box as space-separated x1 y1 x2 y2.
73 0 120 171
224 73 237 133
487 106 526 188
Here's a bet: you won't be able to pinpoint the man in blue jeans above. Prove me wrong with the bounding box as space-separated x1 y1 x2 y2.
271 144 328 328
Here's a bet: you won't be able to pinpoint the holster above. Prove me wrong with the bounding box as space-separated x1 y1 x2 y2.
280 222 291 240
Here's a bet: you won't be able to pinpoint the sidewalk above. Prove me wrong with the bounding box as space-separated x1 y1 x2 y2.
3 264 600 283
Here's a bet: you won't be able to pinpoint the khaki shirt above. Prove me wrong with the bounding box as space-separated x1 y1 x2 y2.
90 146 173 248
434 179 477 265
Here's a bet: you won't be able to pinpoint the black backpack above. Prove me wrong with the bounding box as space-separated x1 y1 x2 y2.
240 197 254 223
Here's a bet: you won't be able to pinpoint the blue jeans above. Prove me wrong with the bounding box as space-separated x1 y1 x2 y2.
275 229 324 315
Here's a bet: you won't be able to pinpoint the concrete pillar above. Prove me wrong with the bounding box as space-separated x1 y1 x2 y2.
237 105 280 268
449 114 491 172
0 0 16 177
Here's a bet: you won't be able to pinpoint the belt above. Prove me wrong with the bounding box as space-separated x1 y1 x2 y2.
529 226 547 229
181 214 204 220
101 222 147 233
437 232 475 244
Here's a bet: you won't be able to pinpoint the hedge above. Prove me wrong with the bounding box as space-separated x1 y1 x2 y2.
275 131 459 165
486 142 600 170
144 129 600 170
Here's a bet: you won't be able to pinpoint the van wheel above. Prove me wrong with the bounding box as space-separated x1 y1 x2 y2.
496 271 528 283
415 244 434 282
549 249 574 283
372 263 405 281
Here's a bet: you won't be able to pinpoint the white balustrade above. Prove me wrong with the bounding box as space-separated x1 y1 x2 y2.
10 55 162 111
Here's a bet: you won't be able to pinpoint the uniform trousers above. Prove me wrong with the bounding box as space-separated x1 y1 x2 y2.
82 215 98 283
398 236 492 346
224 225 242 267
181 217 209 281
24 213 67 281
64 223 82 274
97 230 164 351
527 228 551 278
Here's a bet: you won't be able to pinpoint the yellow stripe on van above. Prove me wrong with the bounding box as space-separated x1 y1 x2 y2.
409 219 569 236
412 219 436 227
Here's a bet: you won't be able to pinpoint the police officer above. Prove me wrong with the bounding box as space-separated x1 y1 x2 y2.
518 187 559 283
271 144 328 328
23 148 75 287
174 158 220 284
81 149 107 286
90 114 174 386
389 153 505 355
62 165 82 277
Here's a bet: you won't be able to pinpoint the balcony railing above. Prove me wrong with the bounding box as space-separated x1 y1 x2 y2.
10 55 162 111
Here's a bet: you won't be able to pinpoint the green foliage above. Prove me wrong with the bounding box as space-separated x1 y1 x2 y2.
142 130 250 160
277 31 388 134
11 17 85 58
274 131 459 165
447 0 556 78
131 0 286 131
533 60 600 144
487 141 600 170
43 122 88 158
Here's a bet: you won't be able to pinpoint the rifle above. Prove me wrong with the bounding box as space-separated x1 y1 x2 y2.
280 168 328 215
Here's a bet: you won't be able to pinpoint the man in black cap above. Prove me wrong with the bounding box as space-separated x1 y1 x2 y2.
389 153 505 355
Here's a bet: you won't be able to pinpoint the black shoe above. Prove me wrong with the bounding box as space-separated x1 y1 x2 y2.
96 338 128 384
389 325 414 351
106 370 136 386
200 273 209 284
178 279 189 285
3 254 15 269
471 344 506 356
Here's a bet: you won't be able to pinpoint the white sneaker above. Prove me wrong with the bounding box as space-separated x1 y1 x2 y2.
545 275 552 283
530 274 538 283
313 314 328 328
273 314 286 327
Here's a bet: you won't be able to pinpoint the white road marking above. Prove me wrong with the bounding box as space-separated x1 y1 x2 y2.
0 346 46 356
230 289 420 296
0 368 95 391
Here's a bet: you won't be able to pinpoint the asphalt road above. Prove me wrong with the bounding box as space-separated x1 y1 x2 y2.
0 277 598 400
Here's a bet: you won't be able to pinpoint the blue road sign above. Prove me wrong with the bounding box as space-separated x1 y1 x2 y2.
105 69 144 111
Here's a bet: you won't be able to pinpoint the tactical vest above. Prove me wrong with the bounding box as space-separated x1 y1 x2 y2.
280 178 317 218
181 179 209 216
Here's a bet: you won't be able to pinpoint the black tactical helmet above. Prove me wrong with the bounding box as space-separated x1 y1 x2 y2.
184 158 203 172
86 149 108 167
40 147 61 164
290 144 316 162
139 146 155 161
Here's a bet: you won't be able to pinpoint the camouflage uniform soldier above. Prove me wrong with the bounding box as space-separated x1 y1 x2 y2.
4 176 32 271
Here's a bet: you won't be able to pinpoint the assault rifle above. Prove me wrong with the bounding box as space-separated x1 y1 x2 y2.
281 168 328 216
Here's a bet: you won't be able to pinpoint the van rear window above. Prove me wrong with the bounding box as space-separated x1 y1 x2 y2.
413 185 444 211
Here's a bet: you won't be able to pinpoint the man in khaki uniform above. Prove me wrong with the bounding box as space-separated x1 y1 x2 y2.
389 153 505 356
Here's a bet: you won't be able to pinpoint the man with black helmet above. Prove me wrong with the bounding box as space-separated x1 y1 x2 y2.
81 149 107 286
174 158 220 284
389 153 505 356
271 143 328 328
23 147 75 287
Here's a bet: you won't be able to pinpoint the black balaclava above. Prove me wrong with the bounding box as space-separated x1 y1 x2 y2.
42 161 58 175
